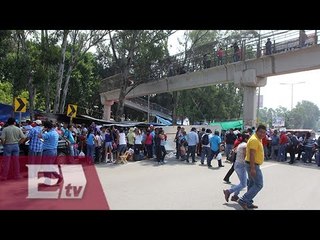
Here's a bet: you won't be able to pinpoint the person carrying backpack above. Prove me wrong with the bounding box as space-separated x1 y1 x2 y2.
200 129 212 166
287 132 299 164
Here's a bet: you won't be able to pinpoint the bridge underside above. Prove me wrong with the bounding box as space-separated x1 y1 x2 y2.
100 45 320 126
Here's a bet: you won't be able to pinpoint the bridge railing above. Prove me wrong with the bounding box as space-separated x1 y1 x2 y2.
101 30 320 92
127 97 172 117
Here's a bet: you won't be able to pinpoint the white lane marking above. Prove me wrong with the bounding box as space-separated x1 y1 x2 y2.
261 163 279 169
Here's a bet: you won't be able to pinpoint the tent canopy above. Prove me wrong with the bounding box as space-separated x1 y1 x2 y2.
209 120 243 131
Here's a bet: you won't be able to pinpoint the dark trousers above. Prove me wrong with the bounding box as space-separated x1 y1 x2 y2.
95 146 102 163
175 141 180 159
160 146 167 161
287 147 295 163
224 162 235 181
155 145 161 161
187 145 196 162
146 144 153 158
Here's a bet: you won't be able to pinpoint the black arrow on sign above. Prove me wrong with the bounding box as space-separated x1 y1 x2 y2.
16 98 26 112
68 105 76 117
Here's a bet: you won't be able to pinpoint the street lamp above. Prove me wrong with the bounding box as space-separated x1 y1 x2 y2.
280 81 305 110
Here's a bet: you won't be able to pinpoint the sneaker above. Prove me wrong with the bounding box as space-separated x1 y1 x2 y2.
237 200 248 210
247 204 258 209
223 189 230 202
231 195 239 202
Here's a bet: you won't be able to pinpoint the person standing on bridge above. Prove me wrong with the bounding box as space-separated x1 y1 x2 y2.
217 47 224 65
237 124 267 210
299 30 307 48
265 38 272 55
232 42 240 62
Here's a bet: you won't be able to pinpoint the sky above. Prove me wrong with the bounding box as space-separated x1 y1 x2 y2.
168 31 320 110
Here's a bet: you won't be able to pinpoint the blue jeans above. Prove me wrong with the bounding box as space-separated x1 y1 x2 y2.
1 143 20 179
240 163 263 206
229 162 247 196
69 144 75 156
86 144 95 162
225 144 233 160
42 149 61 184
278 144 286 161
200 146 211 164
28 149 43 165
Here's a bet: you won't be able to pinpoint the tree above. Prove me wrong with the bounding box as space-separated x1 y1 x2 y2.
107 30 172 121
172 30 245 124
289 100 320 129
175 85 243 124
0 81 12 104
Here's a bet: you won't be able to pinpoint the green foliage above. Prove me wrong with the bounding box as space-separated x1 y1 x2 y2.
176 84 243 124
291 100 320 129
67 52 102 118
258 100 320 130
0 81 13 104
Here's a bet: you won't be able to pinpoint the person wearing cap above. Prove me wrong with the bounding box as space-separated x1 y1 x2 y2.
26 120 43 160
0 117 26 181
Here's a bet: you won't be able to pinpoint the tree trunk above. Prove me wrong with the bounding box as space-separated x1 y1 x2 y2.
115 83 127 122
17 30 36 120
28 73 35 121
172 91 178 125
115 69 129 122
45 66 51 113
59 63 74 114
53 30 69 113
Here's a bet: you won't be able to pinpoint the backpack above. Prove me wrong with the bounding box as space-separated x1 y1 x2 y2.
201 134 209 145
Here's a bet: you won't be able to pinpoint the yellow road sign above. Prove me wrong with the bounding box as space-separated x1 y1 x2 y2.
14 97 27 112
67 104 77 118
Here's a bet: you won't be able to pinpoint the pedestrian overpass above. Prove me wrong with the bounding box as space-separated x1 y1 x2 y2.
100 30 320 127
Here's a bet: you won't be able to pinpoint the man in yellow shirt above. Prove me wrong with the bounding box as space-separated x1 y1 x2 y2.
238 124 267 210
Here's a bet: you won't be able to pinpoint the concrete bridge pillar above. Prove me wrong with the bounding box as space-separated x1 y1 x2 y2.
102 100 114 121
235 69 267 128
243 86 258 128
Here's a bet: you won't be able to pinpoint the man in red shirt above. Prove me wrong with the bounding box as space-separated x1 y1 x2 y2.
278 130 288 161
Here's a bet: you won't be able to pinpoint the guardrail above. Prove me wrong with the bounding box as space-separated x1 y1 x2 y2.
126 97 172 117
101 30 319 92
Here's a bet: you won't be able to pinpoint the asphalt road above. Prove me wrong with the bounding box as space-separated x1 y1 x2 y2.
96 156 320 210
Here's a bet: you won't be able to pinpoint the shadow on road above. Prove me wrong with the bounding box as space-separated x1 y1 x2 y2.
223 202 246 210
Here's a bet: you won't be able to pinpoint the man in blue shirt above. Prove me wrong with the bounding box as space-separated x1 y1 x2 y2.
63 125 76 156
208 130 223 167
40 121 62 186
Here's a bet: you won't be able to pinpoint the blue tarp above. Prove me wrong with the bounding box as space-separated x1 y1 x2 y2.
0 103 30 123
155 115 172 126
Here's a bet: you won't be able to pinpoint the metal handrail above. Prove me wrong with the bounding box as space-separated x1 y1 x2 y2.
101 30 320 92
126 97 172 116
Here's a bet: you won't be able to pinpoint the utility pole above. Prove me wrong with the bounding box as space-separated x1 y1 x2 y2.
280 81 306 110
147 94 150 123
